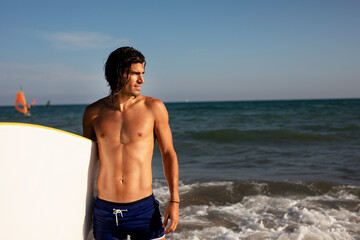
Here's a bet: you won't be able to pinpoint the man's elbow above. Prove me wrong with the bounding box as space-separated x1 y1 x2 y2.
163 150 177 162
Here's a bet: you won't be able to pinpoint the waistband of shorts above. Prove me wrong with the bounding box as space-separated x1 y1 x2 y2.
96 194 154 207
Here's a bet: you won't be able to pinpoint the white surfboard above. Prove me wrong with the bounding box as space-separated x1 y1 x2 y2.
0 122 98 240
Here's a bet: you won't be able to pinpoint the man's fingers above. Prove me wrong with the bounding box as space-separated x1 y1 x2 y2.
164 220 178 234
162 213 169 228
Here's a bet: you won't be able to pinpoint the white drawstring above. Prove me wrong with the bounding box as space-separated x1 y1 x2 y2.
113 208 128 226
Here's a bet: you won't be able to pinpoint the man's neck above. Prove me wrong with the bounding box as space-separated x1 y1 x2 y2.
112 94 137 112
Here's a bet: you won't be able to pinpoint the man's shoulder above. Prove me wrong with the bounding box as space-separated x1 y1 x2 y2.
84 97 109 115
142 95 162 104
142 96 166 110
140 96 168 120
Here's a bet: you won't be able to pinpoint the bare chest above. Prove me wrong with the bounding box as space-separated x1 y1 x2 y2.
94 109 154 144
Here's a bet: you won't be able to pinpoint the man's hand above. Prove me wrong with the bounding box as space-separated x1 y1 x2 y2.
162 202 179 234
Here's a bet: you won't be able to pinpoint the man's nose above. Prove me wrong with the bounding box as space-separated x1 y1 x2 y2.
138 74 144 83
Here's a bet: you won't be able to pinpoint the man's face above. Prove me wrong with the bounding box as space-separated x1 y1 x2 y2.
121 63 145 97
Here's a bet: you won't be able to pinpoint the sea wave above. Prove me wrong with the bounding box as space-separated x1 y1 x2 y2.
153 180 360 240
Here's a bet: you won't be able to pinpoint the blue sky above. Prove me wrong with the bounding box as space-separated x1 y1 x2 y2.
0 0 359 105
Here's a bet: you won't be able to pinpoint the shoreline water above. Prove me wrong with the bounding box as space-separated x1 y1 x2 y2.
152 178 360 240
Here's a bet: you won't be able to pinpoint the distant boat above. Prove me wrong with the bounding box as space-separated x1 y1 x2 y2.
15 90 31 116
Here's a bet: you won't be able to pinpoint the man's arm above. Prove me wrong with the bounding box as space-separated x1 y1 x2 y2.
152 99 179 234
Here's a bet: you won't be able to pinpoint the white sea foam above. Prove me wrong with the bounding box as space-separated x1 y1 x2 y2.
153 181 359 240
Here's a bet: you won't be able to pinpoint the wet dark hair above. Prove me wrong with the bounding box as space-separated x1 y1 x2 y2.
104 46 146 99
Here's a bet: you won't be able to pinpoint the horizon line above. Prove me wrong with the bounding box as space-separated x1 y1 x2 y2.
1 97 360 107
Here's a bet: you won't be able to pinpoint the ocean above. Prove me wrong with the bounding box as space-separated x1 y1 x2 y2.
1 99 359 239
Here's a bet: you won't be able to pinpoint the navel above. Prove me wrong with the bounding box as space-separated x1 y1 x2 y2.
116 176 126 184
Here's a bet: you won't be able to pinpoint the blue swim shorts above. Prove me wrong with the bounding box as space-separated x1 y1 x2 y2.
93 194 165 240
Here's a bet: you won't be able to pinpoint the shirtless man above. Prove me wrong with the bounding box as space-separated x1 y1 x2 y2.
82 47 179 240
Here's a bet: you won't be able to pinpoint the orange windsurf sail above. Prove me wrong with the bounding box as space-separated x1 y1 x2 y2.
15 91 28 114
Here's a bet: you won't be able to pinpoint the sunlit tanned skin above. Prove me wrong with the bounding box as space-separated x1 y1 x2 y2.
83 62 179 237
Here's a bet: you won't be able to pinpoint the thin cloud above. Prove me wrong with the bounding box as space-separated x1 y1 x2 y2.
41 31 128 50
0 62 108 105
0 62 104 93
